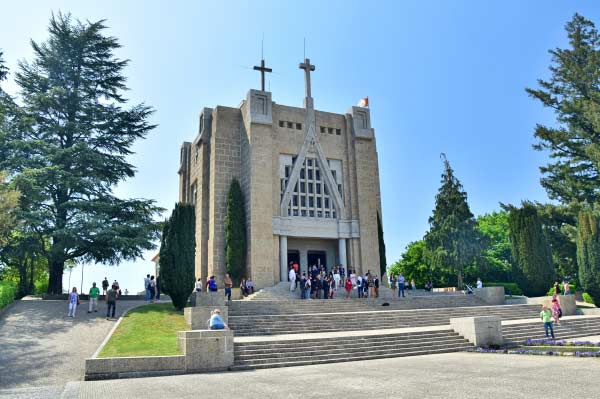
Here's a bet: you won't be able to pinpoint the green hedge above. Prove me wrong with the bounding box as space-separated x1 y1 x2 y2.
486 282 523 296
583 292 595 305
0 281 16 310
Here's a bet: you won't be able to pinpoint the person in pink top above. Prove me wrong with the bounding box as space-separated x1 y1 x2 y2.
551 296 562 325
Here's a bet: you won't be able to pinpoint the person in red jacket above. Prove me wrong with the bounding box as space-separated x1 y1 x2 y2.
345 277 353 299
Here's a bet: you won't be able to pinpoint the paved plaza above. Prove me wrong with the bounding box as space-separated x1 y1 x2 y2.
0 299 145 398
59 352 600 399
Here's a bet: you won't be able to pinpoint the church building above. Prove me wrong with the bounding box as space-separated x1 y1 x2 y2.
178 58 383 288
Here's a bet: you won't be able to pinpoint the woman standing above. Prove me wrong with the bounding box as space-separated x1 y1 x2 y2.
551 297 562 325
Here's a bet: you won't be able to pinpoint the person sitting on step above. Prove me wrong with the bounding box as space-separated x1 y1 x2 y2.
208 309 229 330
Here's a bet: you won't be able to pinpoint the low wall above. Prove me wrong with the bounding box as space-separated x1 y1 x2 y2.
184 307 229 330
450 316 503 346
474 286 505 305
527 295 577 316
85 355 185 380
86 330 234 380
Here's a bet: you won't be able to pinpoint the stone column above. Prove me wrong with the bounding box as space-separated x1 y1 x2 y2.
279 235 288 282
300 249 308 275
338 238 347 268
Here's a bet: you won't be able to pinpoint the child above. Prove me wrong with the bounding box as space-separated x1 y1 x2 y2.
540 305 555 339
67 287 79 318
551 297 562 325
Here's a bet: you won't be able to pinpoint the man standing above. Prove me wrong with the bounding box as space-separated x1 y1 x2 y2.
143 274 150 301
374 275 380 298
224 273 233 301
398 273 406 298
106 284 119 320
88 282 100 313
101 277 109 295
289 267 297 292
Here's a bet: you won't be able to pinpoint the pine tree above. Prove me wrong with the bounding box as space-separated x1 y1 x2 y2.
576 210 600 305
424 154 484 287
0 14 162 293
527 14 600 204
159 203 196 311
507 202 555 296
225 179 246 282
377 212 387 277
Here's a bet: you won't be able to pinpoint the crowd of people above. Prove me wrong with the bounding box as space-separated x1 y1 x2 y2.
66 279 121 320
143 274 160 302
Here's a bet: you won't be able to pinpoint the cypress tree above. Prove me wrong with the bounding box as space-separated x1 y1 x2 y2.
377 212 387 277
576 210 600 305
507 202 555 296
225 179 246 282
424 154 484 287
159 203 196 311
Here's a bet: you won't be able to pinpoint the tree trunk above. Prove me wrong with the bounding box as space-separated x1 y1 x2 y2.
48 258 64 294
457 270 464 289
28 256 35 294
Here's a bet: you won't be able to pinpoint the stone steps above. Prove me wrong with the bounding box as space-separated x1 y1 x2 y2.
231 329 471 370
228 305 542 336
502 317 600 344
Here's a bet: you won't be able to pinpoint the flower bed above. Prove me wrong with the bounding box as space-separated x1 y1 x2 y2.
525 338 600 347
472 346 600 357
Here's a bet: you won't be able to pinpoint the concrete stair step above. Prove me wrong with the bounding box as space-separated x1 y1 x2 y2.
230 344 473 370
235 338 469 359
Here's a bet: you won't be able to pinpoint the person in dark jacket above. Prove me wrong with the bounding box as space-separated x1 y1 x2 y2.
322 277 330 299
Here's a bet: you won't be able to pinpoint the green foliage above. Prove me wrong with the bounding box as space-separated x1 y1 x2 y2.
424 154 485 287
576 210 600 306
0 171 20 246
389 240 437 287
507 202 555 296
485 282 523 296
159 203 196 311
0 14 162 293
225 179 246 282
583 292 595 305
536 203 579 281
0 280 16 309
526 14 600 204
377 212 387 277
476 211 513 282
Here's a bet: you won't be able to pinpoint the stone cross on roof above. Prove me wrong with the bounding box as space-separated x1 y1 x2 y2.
253 59 272 92
299 58 316 100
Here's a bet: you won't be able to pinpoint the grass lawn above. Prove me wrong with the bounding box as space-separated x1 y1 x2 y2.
98 303 189 358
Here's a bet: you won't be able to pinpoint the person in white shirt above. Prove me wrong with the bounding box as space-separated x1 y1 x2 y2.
333 269 341 291
289 267 297 291
194 278 202 292
476 278 483 289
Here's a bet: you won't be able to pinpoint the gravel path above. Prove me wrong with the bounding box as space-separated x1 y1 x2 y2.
0 298 146 396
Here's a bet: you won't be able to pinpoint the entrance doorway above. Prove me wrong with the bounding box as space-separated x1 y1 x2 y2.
287 250 299 269
307 251 327 271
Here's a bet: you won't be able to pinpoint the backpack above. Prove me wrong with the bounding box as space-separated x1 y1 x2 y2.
209 279 217 290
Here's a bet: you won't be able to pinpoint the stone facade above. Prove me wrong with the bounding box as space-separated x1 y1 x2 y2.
178 60 383 288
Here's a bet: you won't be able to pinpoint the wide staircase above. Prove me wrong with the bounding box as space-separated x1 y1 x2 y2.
228 302 542 336
228 285 600 370
232 329 471 370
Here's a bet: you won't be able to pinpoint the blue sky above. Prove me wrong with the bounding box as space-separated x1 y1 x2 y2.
2 0 598 293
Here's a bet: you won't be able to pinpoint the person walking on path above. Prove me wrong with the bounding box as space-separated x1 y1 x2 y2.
88 282 100 313
144 274 150 301
551 297 562 325
149 276 156 302
224 273 233 301
398 274 406 298
67 287 79 318
289 267 297 292
540 305 555 339
106 284 119 320
101 278 109 295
